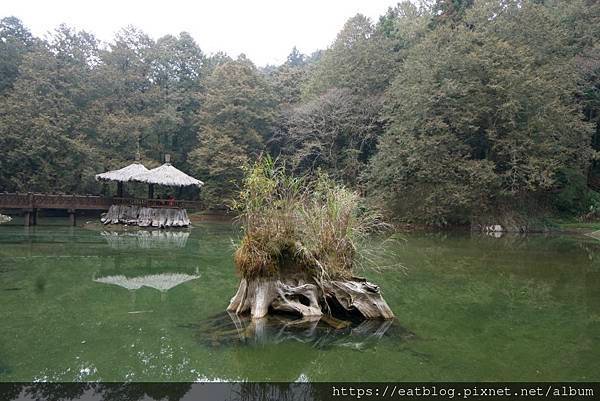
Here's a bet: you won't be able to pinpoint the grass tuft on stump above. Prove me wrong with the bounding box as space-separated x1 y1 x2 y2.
232 156 388 282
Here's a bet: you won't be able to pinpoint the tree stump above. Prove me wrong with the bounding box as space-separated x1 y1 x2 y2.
227 275 394 320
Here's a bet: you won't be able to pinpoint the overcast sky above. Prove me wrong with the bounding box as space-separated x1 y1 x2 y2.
2 0 400 66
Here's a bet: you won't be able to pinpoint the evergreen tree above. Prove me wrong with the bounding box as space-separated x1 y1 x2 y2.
189 56 276 206
367 0 594 225
302 14 397 98
0 17 35 94
0 26 101 193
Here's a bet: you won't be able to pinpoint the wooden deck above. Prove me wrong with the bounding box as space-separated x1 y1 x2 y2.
0 193 203 226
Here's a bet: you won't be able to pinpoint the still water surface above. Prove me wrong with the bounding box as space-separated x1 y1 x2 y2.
0 219 599 381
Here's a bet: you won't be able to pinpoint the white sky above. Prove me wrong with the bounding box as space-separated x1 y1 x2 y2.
1 0 400 66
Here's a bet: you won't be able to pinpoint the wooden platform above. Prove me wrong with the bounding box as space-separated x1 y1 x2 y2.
0 193 202 226
101 205 191 228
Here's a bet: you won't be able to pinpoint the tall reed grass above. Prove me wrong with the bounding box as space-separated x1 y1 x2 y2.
232 156 389 281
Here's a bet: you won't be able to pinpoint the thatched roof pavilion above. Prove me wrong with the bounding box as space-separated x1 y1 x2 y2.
95 162 149 198
132 163 204 188
132 155 203 199
95 163 149 183
95 155 203 200
94 272 200 292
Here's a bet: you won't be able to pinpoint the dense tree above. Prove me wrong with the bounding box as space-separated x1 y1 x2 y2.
431 0 475 26
377 1 431 56
367 0 595 225
0 16 35 94
274 88 382 186
147 32 206 169
0 26 101 193
269 47 309 106
92 27 158 168
0 2 598 224
302 14 397 98
189 56 276 206
273 13 410 186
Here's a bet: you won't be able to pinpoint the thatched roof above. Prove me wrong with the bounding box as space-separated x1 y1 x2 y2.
132 163 204 188
95 163 149 183
94 272 200 292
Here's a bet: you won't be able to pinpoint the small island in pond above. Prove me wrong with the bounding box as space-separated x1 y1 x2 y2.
227 157 394 320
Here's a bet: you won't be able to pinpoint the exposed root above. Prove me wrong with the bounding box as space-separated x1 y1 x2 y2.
227 276 394 320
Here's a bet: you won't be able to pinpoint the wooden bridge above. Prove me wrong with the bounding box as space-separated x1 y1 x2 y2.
0 193 203 226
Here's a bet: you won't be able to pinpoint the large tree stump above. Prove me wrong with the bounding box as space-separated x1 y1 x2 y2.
227 276 394 320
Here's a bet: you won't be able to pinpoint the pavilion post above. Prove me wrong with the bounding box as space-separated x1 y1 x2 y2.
117 182 124 198
148 184 155 200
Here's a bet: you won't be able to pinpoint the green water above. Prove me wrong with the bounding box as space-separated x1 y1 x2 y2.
0 219 599 382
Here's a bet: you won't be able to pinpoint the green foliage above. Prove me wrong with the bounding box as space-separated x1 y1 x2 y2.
553 168 600 217
0 16 35 94
189 56 276 207
367 0 595 225
269 48 309 106
1 2 599 228
302 14 398 98
377 1 431 55
0 23 207 194
431 0 475 27
0 26 101 193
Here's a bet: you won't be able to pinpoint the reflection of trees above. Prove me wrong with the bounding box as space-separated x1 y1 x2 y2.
98 383 191 401
235 383 316 401
25 384 92 401
0 384 24 401
0 383 326 401
0 383 191 401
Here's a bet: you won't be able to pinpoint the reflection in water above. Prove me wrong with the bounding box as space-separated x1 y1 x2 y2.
195 312 413 350
94 270 200 292
101 230 190 250
1 383 193 401
2 223 599 382
0 383 320 401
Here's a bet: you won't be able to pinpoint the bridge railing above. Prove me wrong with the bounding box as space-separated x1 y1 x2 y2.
0 193 202 211
111 197 203 210
0 193 30 208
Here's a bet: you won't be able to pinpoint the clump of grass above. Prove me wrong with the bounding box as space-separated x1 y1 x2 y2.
232 156 389 281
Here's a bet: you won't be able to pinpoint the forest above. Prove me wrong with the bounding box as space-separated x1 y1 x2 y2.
0 0 599 227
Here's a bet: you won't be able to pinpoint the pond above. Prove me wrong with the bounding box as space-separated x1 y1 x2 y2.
0 218 599 382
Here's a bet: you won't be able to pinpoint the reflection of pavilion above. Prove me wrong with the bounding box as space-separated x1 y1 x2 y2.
101 230 190 250
94 269 200 292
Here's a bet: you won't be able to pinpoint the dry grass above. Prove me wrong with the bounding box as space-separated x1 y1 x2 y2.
232 156 389 280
